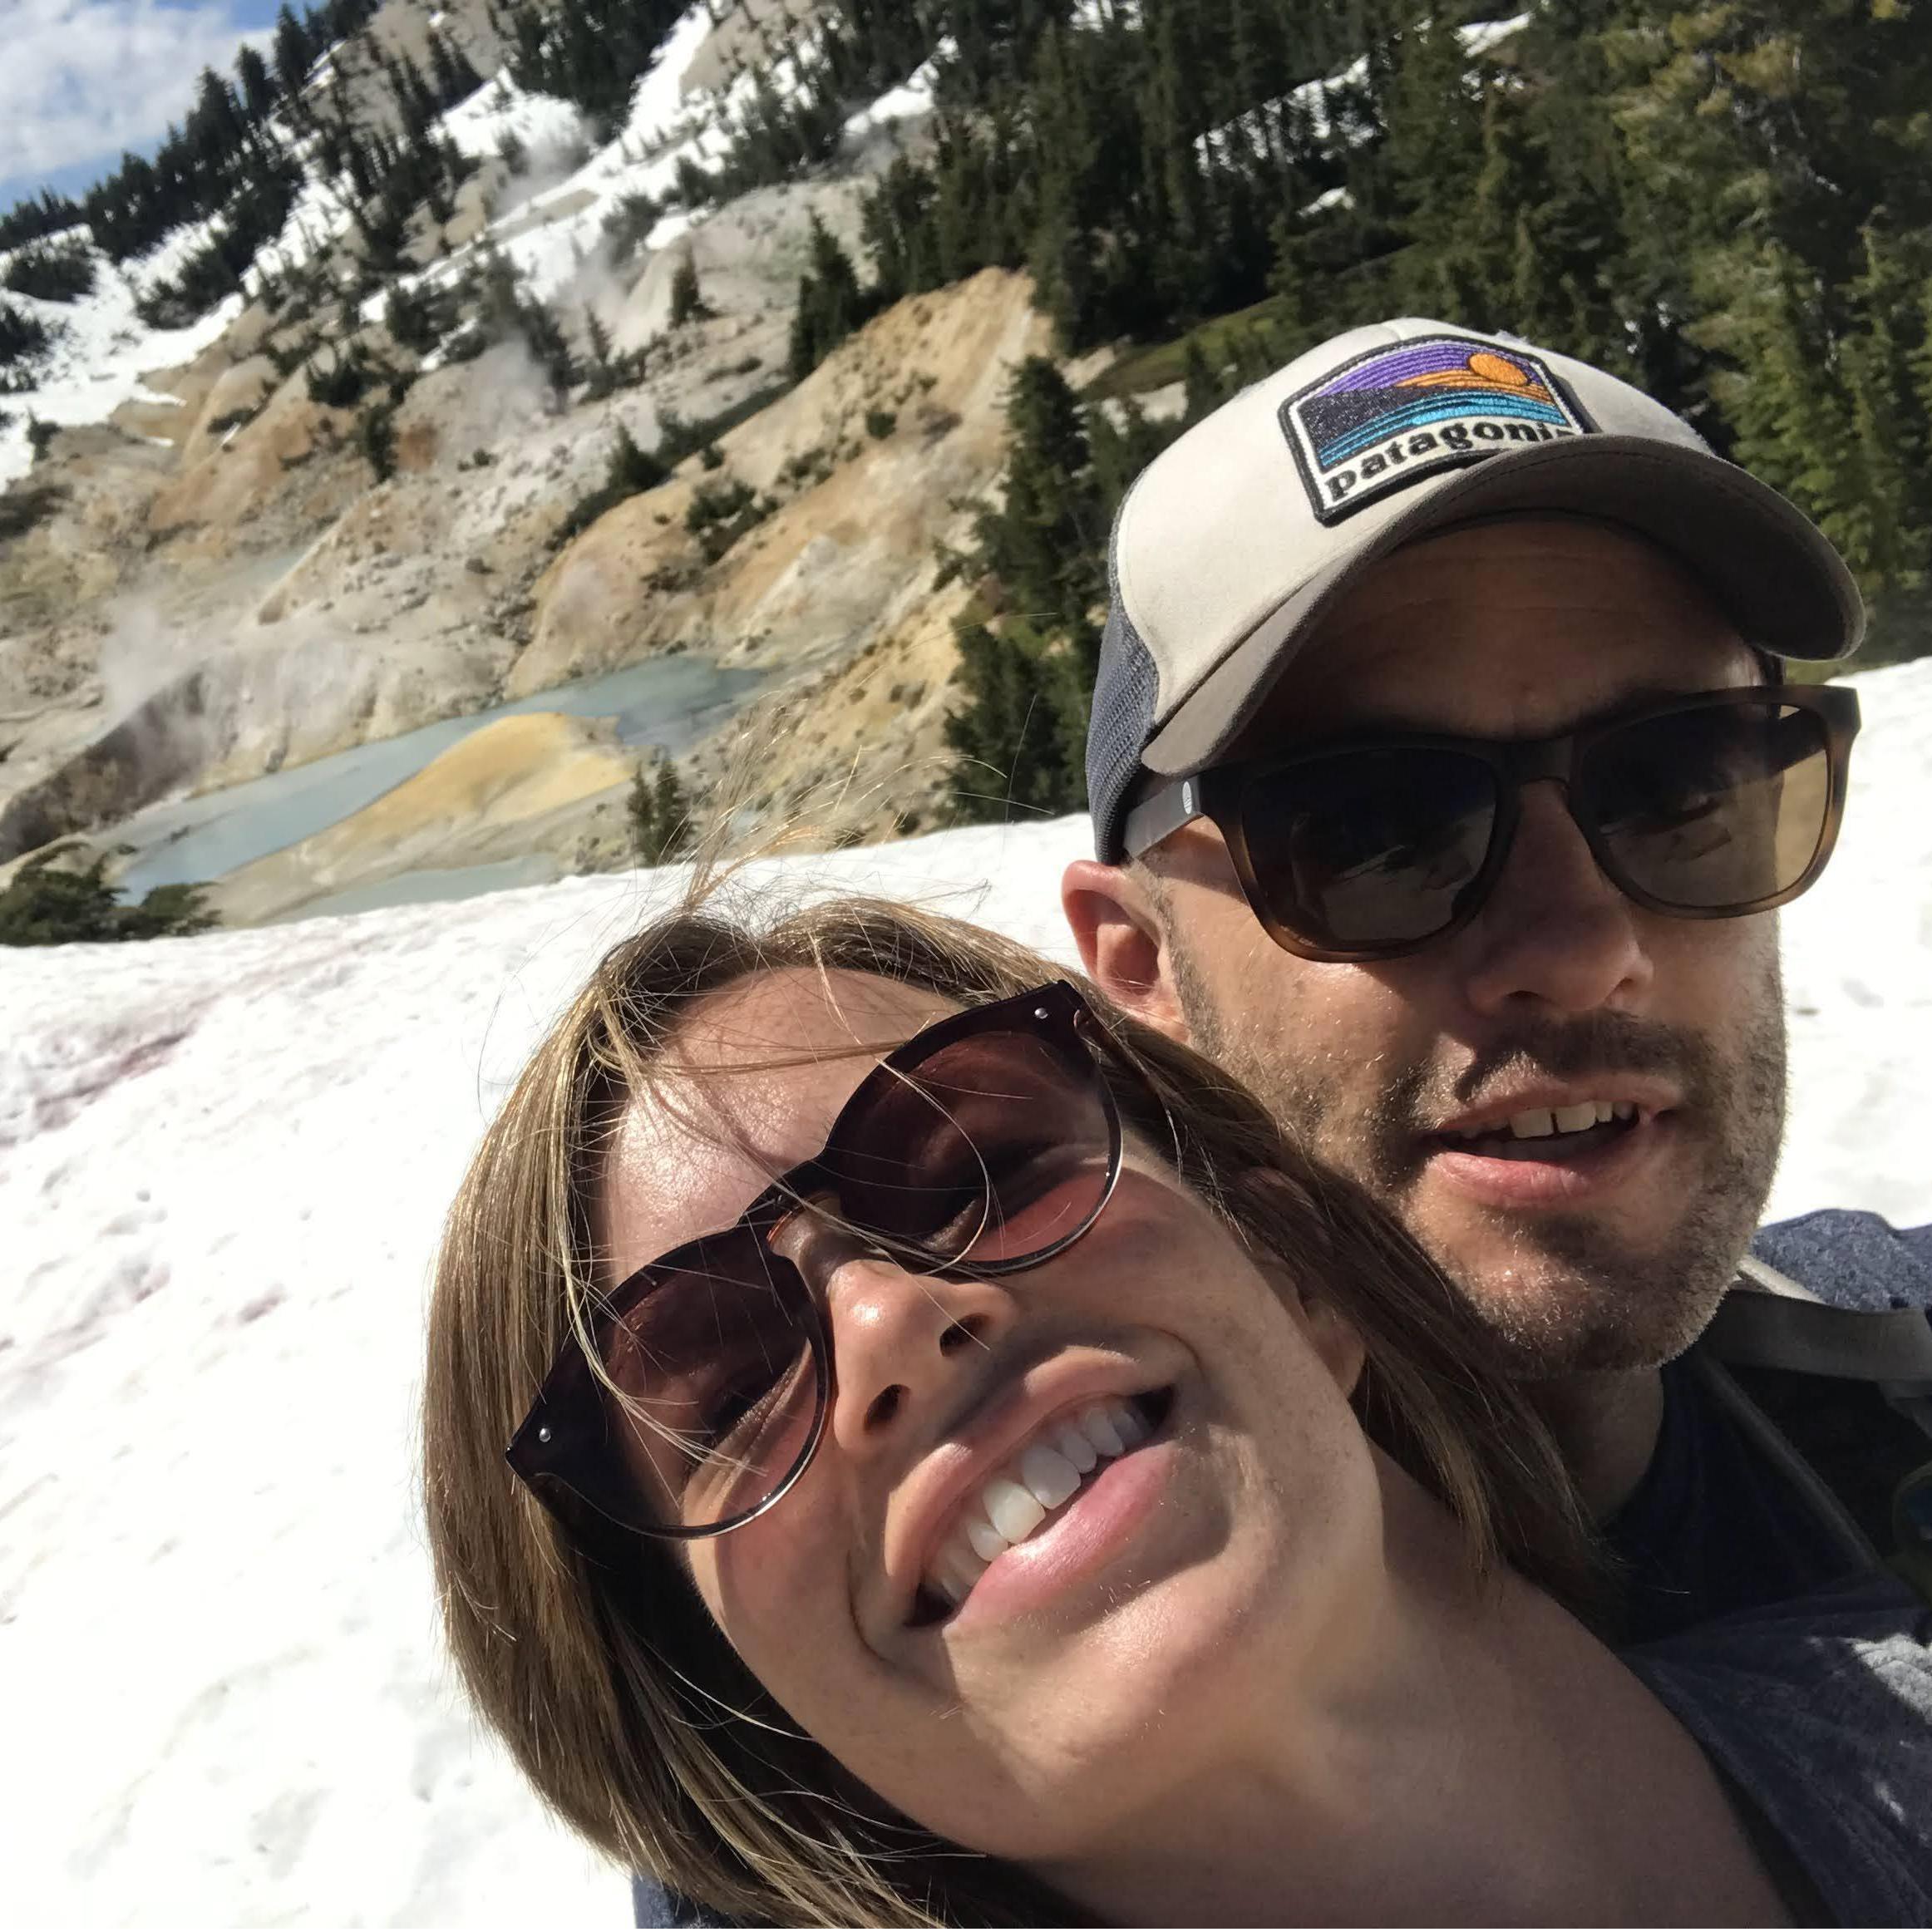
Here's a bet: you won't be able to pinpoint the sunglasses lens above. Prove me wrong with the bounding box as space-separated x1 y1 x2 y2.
1587 698 1834 912
1240 748 1499 953
829 1026 1117 1268
599 1234 821 1533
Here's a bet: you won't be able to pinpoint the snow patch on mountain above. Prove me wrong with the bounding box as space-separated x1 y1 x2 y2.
0 245 243 485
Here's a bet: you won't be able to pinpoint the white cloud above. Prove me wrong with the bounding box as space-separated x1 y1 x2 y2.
0 0 271 187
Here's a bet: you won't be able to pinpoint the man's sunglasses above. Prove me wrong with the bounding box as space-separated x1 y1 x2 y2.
1124 687 1861 964
509 982 1125 1544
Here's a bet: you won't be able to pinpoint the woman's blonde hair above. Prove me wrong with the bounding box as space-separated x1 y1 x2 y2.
423 887 1599 1927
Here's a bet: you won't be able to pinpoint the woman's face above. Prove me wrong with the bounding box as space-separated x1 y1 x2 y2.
595 968 1386 1866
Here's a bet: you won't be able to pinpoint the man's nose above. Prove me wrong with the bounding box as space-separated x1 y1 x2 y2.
1455 781 1654 1018
770 1204 1015 1454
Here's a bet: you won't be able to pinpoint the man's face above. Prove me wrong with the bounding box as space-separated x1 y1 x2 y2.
1071 518 1786 1378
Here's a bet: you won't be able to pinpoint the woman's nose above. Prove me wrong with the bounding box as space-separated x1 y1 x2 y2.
770 1203 1016 1451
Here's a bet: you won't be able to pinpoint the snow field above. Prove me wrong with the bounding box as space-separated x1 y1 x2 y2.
1772 659 1932 1225
2 659 1929 1925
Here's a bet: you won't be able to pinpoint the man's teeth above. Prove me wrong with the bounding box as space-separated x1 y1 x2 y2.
1451 1100 1637 1141
924 1399 1150 1609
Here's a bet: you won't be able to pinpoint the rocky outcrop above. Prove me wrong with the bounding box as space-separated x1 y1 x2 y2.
0 667 220 862
515 269 1045 691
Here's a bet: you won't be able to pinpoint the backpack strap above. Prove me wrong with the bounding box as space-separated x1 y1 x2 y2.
1711 1258 1932 1411
1703 1264 1932 1607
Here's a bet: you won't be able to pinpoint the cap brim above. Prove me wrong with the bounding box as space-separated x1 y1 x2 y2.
1140 436 1865 778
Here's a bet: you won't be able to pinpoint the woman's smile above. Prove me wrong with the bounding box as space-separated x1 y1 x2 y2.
928 1395 1180 1631
911 1382 1166 1623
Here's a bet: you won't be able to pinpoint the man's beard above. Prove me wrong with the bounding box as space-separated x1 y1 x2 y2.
1170 939 1787 1378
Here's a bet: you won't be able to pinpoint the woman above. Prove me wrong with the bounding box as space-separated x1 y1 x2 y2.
423 891 1930 1927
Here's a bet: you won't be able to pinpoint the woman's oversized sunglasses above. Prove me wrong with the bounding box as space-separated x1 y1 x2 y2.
508 982 1124 1543
1123 686 1861 964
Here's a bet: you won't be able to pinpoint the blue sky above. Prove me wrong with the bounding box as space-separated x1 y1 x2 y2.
0 0 284 218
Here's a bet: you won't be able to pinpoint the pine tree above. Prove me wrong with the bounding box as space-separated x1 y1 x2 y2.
609 421 667 495
386 49 439 144
627 760 658 862
789 213 874 383
517 293 577 401
426 28 484 110
944 355 1115 823
1838 222 1932 596
862 156 940 304
236 45 279 125
653 758 692 858
976 356 1106 628
1087 396 1177 513
359 402 397 481
1706 243 1865 565
0 301 53 382
668 254 710 328
0 848 214 946
557 423 671 544
1381 13 1494 324
0 189 83 254
386 280 441 354
581 306 618 397
944 614 1097 822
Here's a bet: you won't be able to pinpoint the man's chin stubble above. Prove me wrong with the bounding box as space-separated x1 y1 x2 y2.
1172 939 1788 1378
1412 1200 1753 1376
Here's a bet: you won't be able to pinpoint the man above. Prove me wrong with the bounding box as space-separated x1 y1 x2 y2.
1064 317 1932 1639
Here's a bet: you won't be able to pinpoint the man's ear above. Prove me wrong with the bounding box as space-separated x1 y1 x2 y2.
1062 859 1191 1043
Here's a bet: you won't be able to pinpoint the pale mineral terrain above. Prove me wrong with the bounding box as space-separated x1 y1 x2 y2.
0 0 1049 922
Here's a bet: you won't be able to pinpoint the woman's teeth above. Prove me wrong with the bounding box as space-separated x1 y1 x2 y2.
924 1398 1151 1610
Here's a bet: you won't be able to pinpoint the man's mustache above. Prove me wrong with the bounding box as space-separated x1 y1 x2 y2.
1442 1012 1718 1113
1340 1018 1726 1177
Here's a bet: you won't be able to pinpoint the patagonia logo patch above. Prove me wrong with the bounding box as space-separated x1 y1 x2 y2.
1279 337 1590 524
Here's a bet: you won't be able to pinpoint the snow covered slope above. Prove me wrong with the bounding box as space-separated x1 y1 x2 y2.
0 228 246 487
2 659 1929 1925
0 1 938 486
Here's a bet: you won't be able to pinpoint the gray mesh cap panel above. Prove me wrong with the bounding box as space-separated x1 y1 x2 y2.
1086 595 1161 863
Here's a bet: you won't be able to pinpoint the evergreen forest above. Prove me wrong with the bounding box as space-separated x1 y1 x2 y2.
486 0 1932 812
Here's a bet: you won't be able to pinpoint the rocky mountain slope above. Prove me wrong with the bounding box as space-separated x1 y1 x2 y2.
0 0 1053 920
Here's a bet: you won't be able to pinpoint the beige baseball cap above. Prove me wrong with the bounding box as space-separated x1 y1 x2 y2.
1087 317 1865 860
